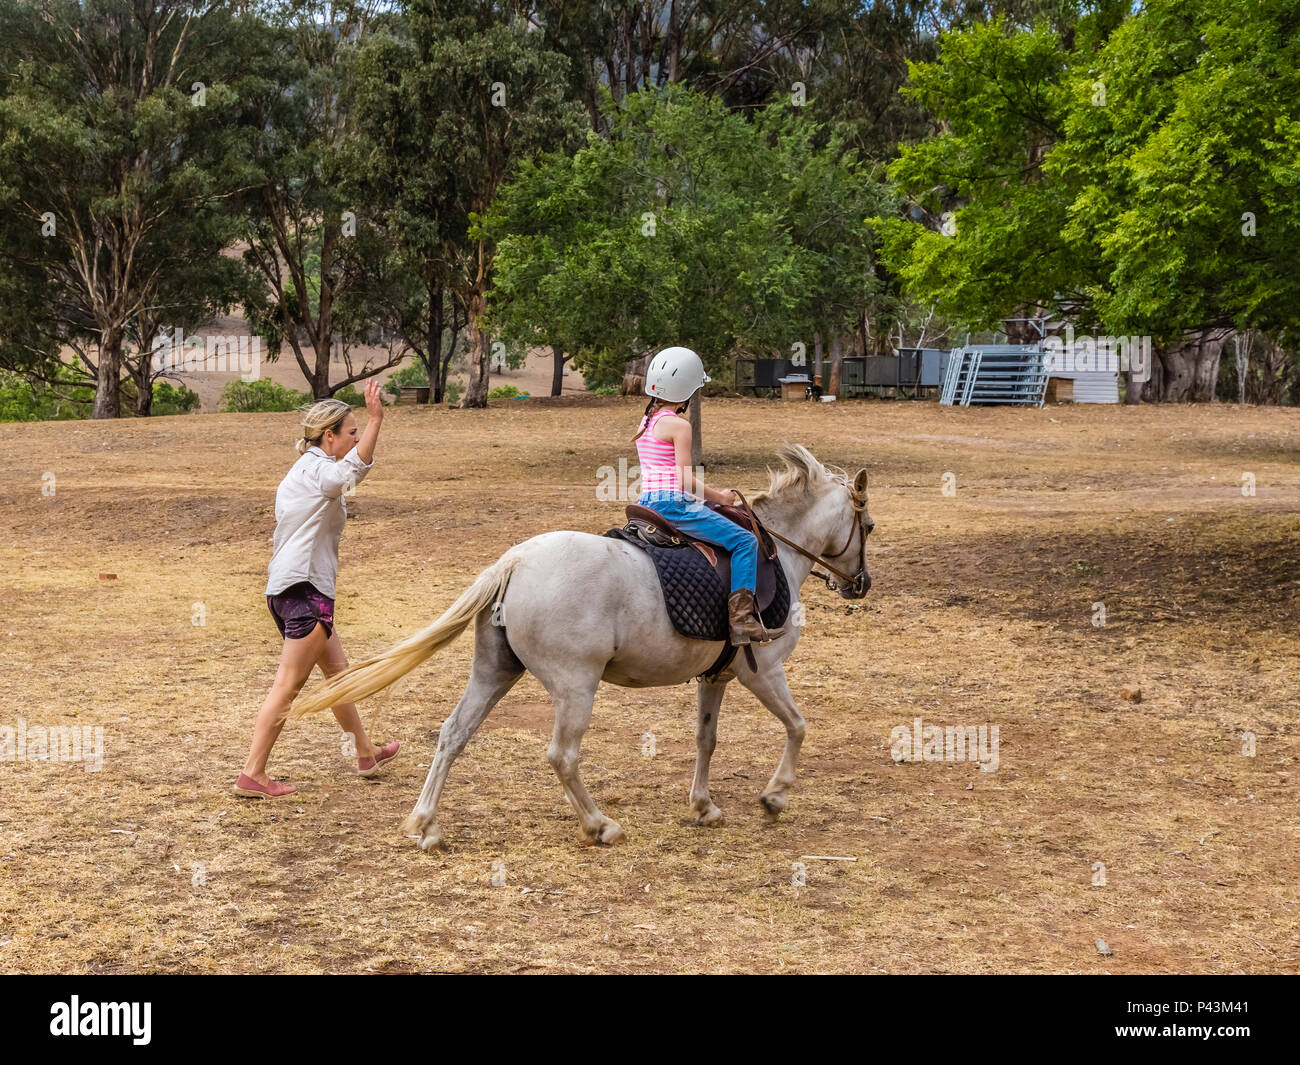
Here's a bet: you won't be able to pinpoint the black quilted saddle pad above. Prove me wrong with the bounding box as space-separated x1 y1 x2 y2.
604 528 791 641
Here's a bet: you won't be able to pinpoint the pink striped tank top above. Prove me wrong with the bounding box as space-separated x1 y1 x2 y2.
636 407 681 492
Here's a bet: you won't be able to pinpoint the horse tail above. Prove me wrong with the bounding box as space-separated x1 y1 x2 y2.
286 550 524 721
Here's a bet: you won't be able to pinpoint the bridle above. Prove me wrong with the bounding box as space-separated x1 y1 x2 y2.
734 480 872 596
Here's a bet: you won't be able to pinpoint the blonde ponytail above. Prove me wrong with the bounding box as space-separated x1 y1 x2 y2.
296 399 352 454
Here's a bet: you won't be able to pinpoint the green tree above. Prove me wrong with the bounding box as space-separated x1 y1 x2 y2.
877 2 1299 401
488 88 796 386
1052 0 1300 399
395 1 586 409
0 0 262 418
875 17 1082 337
344 12 477 404
486 86 893 391
233 0 408 401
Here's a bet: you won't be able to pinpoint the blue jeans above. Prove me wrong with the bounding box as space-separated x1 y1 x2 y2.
639 490 758 594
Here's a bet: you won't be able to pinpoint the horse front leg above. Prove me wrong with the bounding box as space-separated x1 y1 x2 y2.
739 664 806 817
689 677 727 824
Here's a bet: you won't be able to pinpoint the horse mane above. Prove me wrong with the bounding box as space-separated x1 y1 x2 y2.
749 444 847 505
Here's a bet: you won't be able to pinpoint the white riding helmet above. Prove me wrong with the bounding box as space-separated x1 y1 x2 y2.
644 346 710 403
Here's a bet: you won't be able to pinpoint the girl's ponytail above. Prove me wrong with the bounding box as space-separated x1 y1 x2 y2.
631 397 657 441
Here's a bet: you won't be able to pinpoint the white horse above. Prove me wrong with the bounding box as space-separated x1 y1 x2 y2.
288 444 873 850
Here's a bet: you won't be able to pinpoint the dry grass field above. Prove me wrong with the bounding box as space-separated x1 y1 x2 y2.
1 396 1297 973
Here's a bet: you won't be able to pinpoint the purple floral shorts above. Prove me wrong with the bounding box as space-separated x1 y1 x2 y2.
266 581 335 640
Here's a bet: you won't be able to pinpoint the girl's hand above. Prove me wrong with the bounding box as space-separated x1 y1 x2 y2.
364 378 384 420
724 489 742 506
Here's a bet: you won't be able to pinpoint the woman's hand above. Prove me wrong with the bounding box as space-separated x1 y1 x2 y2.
364 377 384 421
355 379 384 464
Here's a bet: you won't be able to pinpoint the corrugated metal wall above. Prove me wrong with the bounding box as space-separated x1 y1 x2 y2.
1049 372 1119 404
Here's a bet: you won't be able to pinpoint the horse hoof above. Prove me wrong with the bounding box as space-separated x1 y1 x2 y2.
596 821 625 845
418 828 445 852
759 793 787 816
694 803 724 826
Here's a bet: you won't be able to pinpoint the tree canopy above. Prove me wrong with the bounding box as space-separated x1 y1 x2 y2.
2 0 1296 415
877 0 1300 400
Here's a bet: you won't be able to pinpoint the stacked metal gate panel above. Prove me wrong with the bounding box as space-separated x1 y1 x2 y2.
939 344 1049 407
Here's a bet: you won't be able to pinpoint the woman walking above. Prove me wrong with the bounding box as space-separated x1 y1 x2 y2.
234 378 399 797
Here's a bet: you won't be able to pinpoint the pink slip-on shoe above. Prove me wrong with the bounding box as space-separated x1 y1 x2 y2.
233 773 298 798
358 740 400 778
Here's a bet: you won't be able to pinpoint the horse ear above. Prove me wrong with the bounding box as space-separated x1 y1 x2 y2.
853 468 868 494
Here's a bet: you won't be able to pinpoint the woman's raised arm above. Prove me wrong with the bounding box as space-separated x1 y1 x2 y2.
355 378 385 465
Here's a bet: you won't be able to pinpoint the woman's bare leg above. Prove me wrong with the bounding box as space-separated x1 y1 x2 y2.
317 631 377 761
241 622 330 783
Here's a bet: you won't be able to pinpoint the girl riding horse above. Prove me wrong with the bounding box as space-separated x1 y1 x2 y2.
633 346 782 646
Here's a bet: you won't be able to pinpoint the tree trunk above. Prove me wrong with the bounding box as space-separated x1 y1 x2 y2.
622 9 635 98
458 290 491 408
874 326 891 357
829 333 844 398
639 6 653 88
1234 332 1250 405
667 0 682 82
1123 369 1142 404
133 359 153 417
312 352 332 400
309 248 336 399
1158 337 1197 402
1005 316 1036 343
551 346 569 397
426 282 444 402
92 328 124 419
1254 335 1292 404
621 354 648 396
583 69 601 131
1142 329 1227 402
1139 344 1163 402
813 330 823 381
439 299 463 403
1191 332 1224 402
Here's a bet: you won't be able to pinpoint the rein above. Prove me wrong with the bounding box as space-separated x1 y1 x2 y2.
732 488 870 593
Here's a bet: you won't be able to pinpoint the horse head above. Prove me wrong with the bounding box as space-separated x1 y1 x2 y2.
751 444 873 599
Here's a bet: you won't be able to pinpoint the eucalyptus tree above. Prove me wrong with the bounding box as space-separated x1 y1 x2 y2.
232 0 409 401
0 0 259 417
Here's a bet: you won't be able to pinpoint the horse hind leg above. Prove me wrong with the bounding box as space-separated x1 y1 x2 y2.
545 681 624 845
689 677 727 825
404 613 524 852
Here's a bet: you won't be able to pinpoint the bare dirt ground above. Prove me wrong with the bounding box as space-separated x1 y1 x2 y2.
1 397 1297 973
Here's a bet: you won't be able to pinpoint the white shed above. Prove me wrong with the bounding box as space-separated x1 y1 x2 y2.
1042 331 1130 403
1046 370 1119 403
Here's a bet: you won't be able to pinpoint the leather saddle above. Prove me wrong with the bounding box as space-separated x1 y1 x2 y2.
622 502 785 613
604 501 791 680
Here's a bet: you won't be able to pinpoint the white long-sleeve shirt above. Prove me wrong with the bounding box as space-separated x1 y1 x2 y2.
266 445 374 598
